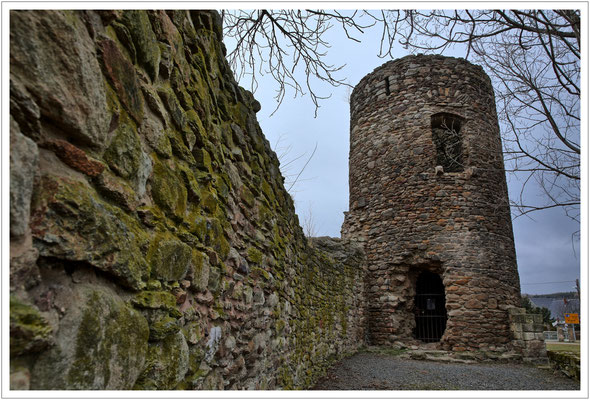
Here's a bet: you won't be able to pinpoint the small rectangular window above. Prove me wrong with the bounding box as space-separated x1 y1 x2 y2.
431 113 464 172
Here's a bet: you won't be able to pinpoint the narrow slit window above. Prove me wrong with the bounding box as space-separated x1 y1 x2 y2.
431 113 464 172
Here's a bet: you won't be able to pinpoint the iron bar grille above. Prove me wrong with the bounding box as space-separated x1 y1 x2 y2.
414 272 447 342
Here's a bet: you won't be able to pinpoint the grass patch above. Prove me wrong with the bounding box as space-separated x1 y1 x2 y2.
546 342 580 355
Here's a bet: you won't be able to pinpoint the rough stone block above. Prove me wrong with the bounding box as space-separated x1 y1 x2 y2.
508 307 526 315
31 287 149 389
11 10 109 148
10 296 53 357
10 117 38 238
522 332 536 341
511 314 526 324
30 175 150 290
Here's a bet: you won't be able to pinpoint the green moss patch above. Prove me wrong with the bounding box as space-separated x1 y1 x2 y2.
150 157 188 219
31 176 150 290
246 247 263 264
66 290 149 388
205 218 230 260
147 232 192 281
10 296 53 357
148 314 180 341
194 148 213 173
103 120 143 180
132 291 177 311
120 10 160 81
134 331 189 389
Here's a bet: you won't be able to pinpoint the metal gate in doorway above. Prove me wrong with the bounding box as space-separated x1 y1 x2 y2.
413 271 447 342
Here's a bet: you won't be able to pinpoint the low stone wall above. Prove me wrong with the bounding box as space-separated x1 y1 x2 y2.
547 351 580 381
508 307 547 362
9 10 365 390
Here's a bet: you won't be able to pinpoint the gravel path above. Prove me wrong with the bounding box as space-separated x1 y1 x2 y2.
313 352 579 390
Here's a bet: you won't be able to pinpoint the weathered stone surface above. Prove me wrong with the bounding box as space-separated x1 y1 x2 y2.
94 170 139 211
10 245 40 291
181 321 202 345
97 37 144 123
342 54 521 353
132 291 177 311
30 176 150 290
10 296 53 357
104 122 143 179
508 306 548 360
31 287 149 389
103 118 153 197
150 158 187 219
134 331 189 389
10 117 38 237
147 313 181 341
157 87 186 130
148 234 192 281
10 367 31 390
10 10 109 149
120 10 161 81
10 80 41 140
44 138 104 177
11 10 366 391
190 250 210 291
205 326 222 362
148 11 190 78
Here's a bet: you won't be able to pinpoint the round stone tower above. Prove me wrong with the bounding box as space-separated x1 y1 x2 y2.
342 55 521 351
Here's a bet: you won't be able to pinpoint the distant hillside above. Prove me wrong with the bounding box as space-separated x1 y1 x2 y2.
527 291 577 299
527 295 580 322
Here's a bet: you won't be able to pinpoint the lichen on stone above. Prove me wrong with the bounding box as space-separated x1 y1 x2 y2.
120 10 161 81
31 287 149 390
103 119 144 180
10 296 53 357
134 331 189 389
31 175 150 290
150 157 188 219
246 247 263 265
13 10 369 391
147 232 192 281
132 290 177 311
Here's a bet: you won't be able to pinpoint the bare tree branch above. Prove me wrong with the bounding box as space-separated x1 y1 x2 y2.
221 9 580 222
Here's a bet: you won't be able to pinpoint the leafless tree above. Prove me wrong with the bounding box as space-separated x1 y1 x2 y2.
222 10 373 116
271 133 318 195
222 9 580 221
302 202 319 238
389 10 580 222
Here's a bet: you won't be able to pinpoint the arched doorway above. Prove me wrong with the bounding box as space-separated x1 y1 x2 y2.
413 271 447 342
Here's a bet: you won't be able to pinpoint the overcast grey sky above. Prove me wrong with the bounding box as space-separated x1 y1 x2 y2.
225 10 581 296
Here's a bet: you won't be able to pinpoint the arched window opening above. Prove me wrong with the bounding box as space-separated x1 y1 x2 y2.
431 113 465 172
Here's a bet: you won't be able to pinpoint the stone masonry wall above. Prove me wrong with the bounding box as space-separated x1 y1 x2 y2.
9 10 365 390
342 55 521 351
508 307 547 362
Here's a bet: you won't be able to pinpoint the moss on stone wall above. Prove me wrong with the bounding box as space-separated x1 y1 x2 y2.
10 9 365 391
10 296 53 357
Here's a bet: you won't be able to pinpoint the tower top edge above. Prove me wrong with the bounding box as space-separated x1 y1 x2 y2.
351 54 489 101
